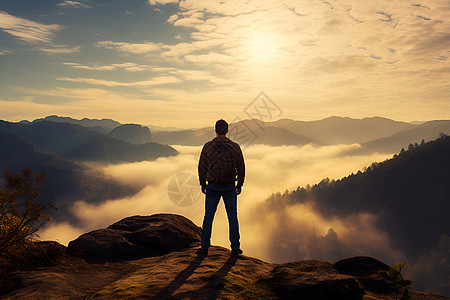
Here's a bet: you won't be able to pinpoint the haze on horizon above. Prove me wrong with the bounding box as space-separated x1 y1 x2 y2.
1 0 449 128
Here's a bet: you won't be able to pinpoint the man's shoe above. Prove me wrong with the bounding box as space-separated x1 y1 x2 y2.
197 247 208 255
231 249 243 255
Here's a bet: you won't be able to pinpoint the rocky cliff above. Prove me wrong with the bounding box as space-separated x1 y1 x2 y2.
1 214 448 299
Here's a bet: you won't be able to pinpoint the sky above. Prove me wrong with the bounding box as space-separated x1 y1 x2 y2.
0 0 449 127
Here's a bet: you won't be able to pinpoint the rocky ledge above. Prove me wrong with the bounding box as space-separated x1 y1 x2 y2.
1 214 448 299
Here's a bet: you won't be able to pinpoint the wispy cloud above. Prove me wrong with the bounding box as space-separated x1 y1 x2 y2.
148 0 178 5
38 45 81 54
412 4 430 9
417 15 431 21
62 62 154 72
2 0 449 124
56 76 181 87
0 11 63 43
57 1 92 8
96 41 162 54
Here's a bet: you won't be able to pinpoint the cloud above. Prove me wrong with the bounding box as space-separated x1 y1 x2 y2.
253 201 403 264
57 1 92 8
56 76 181 87
2 0 449 125
38 144 395 265
0 11 63 43
184 52 235 64
62 62 154 72
148 0 178 5
57 63 229 90
97 41 162 54
38 45 81 54
305 55 378 74
96 0 449 122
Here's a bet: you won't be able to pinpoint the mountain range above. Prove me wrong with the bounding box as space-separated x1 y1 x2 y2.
151 116 450 153
30 115 121 134
0 118 178 162
65 134 177 163
268 116 415 144
0 117 178 219
0 132 138 220
10 115 450 155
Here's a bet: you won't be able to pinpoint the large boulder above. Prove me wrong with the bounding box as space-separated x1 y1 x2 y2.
334 256 394 295
67 214 201 262
261 260 364 300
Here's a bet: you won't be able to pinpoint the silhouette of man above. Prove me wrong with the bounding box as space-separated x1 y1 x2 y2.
198 119 245 255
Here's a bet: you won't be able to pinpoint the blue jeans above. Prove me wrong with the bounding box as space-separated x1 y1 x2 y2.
201 182 240 250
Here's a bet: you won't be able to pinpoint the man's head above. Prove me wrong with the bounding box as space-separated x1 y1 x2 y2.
215 119 228 136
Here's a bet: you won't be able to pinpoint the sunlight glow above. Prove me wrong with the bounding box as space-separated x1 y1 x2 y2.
246 34 279 62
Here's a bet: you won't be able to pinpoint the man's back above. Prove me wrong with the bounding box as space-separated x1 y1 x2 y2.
198 136 245 189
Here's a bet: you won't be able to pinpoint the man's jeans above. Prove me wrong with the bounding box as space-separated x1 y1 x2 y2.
201 182 240 250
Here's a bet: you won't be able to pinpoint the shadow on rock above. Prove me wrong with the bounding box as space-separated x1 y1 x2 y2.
173 253 239 300
150 252 207 299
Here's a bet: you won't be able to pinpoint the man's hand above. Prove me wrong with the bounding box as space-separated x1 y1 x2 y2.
236 186 242 195
201 185 207 194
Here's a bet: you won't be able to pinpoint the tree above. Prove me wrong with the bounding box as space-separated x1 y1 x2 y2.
380 261 414 300
0 169 55 257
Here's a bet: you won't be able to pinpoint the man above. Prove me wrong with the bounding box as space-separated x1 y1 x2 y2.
198 119 245 255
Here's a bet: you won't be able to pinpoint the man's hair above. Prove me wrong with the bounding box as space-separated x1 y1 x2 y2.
215 119 228 135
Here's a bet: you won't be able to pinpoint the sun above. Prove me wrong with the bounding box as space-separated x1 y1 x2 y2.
246 34 279 62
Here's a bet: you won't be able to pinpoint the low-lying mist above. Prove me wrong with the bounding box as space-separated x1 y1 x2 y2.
39 143 394 263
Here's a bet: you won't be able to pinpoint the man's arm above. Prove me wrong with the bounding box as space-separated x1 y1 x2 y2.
198 144 208 193
235 144 245 193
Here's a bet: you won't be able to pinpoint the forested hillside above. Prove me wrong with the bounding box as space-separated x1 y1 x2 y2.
262 135 450 295
266 135 450 257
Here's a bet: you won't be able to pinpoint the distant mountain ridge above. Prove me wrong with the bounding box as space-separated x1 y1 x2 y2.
268 116 415 144
3 115 450 156
65 134 178 163
109 124 152 145
0 119 178 164
0 120 100 155
355 120 450 154
0 132 137 220
32 115 121 133
152 118 319 146
150 116 450 149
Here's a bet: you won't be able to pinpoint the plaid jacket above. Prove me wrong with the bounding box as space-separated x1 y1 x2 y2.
198 136 245 188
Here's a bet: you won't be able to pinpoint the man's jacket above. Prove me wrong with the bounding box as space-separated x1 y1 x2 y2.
198 136 245 188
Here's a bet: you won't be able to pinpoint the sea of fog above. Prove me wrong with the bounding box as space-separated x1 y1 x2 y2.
39 144 394 263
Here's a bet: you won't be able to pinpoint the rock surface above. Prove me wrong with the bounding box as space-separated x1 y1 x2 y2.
1 214 449 300
67 214 202 262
